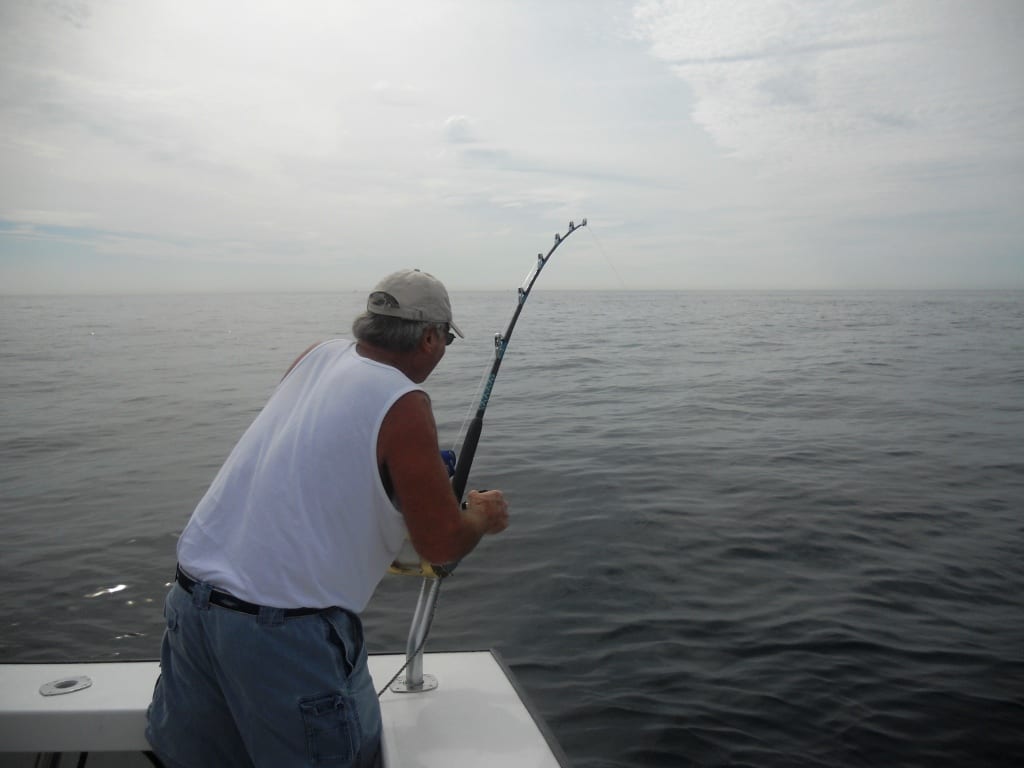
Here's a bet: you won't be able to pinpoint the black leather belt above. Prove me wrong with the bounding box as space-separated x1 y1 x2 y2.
175 565 323 618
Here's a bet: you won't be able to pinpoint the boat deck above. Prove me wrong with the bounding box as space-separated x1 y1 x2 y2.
0 651 566 767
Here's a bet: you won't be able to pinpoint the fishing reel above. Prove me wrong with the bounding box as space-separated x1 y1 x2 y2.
440 449 456 477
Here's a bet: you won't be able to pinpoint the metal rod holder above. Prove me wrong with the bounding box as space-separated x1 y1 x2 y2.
390 577 440 693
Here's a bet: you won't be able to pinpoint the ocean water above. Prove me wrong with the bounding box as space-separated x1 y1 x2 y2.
1 290 1023 767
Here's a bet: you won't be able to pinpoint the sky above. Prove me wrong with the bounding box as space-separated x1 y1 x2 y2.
1 0 1022 293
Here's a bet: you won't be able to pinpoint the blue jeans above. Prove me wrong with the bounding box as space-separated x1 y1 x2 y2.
146 581 381 767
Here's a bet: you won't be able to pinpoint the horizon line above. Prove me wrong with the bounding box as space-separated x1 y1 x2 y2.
3 286 1023 298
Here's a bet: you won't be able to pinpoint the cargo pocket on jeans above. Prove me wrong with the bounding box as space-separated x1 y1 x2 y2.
300 692 360 765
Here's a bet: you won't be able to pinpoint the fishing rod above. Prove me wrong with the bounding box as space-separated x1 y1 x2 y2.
381 219 588 695
438 217 587 577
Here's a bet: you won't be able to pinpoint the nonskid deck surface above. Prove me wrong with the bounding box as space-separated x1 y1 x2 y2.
0 651 566 767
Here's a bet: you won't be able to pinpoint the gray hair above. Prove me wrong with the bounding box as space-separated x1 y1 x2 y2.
352 312 444 352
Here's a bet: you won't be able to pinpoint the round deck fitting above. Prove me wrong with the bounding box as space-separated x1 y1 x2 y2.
390 673 438 693
40 675 93 696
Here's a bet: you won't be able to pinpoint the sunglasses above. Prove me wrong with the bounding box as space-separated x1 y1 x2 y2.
440 325 455 346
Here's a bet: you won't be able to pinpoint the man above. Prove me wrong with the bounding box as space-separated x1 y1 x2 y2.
146 269 509 767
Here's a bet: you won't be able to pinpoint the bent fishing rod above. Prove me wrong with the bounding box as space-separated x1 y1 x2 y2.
438 217 587 578
378 220 588 695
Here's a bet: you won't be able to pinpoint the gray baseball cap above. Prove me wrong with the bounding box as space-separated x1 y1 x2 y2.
367 269 464 338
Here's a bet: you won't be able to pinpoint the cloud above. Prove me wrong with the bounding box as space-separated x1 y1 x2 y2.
626 0 1024 289
370 80 424 107
631 1 1024 172
0 0 1021 292
42 0 91 28
444 115 477 144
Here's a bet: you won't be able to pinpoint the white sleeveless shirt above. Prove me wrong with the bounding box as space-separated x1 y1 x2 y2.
177 339 422 613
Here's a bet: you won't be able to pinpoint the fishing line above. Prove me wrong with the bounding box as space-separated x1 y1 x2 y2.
449 364 491 454
586 223 628 289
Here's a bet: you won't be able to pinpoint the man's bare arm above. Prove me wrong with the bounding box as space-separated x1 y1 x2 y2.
378 390 507 564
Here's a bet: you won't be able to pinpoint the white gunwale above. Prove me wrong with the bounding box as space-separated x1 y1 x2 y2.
0 650 567 767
